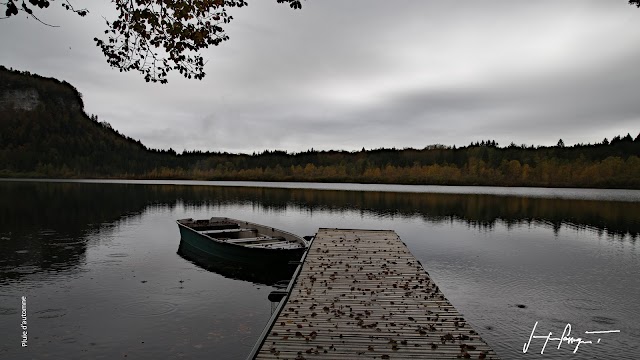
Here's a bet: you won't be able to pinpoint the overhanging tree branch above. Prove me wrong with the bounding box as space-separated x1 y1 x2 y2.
3 0 303 83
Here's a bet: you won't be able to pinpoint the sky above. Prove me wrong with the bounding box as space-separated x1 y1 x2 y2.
1 0 639 154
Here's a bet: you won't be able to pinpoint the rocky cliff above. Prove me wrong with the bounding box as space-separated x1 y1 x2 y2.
0 66 83 113
0 88 40 111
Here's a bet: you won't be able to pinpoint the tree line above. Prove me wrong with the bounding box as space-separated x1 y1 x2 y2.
138 135 640 188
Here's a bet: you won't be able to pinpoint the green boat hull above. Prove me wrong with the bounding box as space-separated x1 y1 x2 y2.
177 221 306 265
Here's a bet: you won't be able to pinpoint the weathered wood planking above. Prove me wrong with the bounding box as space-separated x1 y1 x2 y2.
254 228 500 359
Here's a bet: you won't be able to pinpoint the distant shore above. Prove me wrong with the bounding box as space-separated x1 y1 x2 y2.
3 178 640 201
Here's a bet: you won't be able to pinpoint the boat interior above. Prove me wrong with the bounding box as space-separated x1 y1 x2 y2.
184 219 305 250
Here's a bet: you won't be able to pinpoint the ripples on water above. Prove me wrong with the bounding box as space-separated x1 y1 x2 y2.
120 300 178 317
0 180 638 359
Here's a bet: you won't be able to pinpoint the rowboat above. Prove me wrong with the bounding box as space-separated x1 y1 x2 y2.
176 217 308 265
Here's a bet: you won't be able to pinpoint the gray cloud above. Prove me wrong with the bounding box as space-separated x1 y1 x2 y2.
1 0 638 153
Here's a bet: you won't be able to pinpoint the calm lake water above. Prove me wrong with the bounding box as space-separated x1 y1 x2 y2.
1 179 639 359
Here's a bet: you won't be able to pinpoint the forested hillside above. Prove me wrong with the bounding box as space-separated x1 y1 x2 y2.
0 66 170 176
1 66 639 188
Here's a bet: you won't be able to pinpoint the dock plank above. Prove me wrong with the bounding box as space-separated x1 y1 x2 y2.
254 228 500 359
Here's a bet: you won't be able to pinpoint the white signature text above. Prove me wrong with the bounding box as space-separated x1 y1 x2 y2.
523 321 619 354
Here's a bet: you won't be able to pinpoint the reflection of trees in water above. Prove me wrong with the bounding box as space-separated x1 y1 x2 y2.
175 186 635 237
1 181 637 283
0 181 164 283
5 181 635 239
172 186 639 240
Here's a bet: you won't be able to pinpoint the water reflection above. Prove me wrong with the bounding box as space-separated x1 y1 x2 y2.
176 185 639 239
0 182 156 283
1 181 637 283
0 182 640 238
1 180 638 360
177 237 296 286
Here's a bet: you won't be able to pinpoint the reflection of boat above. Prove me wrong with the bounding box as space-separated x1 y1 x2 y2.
177 237 296 286
176 217 308 268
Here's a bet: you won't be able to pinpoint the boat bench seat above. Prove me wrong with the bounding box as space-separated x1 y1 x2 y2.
224 236 285 244
200 228 256 235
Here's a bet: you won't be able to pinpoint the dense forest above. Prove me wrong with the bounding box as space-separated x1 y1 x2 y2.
1 66 639 188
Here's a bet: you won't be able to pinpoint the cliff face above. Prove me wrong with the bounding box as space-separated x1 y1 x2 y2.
0 66 83 113
0 88 40 111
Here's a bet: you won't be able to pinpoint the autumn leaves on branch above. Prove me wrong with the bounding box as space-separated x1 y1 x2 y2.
3 0 302 83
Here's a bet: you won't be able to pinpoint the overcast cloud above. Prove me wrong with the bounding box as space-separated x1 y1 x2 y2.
1 0 639 153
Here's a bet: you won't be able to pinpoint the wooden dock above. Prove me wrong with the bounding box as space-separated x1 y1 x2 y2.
252 228 500 359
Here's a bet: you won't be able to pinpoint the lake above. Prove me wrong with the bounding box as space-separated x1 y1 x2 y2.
0 179 639 359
